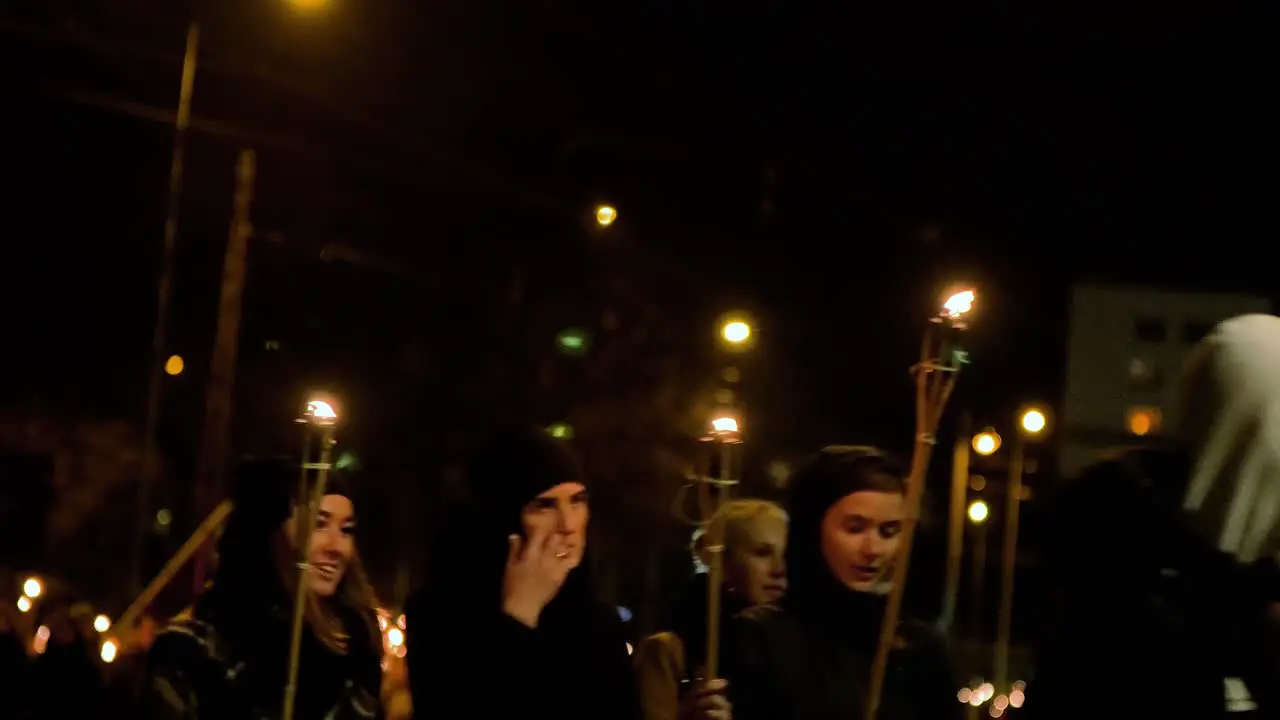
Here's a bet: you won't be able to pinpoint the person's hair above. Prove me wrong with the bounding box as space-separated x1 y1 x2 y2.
693 499 788 569
265 518 382 656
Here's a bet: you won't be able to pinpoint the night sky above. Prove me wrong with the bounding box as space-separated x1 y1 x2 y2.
4 1 1275 459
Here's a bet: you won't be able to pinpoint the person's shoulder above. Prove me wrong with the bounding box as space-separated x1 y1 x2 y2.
732 603 802 651
736 602 791 628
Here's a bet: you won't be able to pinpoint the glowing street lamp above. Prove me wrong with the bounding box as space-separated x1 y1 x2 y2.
164 354 185 376
595 205 617 227
101 639 118 663
971 430 1001 456
22 577 42 599
94 615 112 633
967 500 989 524
17 596 31 613
721 321 751 345
1020 409 1046 435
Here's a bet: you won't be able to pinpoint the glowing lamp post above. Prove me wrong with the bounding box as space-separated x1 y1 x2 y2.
595 204 617 227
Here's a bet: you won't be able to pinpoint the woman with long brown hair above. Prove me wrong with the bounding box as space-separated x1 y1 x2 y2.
142 459 384 720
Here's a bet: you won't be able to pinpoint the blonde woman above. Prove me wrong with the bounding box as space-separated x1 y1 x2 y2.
635 499 788 720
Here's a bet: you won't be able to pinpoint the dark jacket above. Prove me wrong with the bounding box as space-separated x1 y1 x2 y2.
143 597 382 720
726 592 959 720
141 460 383 720
1029 449 1278 719
406 426 641 720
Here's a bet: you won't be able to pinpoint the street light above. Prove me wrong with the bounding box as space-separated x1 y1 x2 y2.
971 430 1001 456
994 403 1051 694
22 577 43 599
16 596 31 613
721 321 751 345
595 205 617 227
94 615 112 633
967 499 989 523
1020 409 1046 435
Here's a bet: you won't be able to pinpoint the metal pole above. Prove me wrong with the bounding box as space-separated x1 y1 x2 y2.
283 424 335 720
994 437 1025 690
971 519 987 640
942 418 971 633
191 149 257 595
130 21 200 597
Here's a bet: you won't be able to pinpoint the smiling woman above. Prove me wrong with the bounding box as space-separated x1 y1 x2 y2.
141 460 384 720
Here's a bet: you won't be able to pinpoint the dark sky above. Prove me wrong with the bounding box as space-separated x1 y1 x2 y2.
3 1 1275 457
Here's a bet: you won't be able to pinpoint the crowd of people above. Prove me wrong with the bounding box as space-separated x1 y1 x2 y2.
7 314 1280 719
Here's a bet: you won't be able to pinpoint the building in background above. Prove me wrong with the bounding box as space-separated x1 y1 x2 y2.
1059 284 1271 477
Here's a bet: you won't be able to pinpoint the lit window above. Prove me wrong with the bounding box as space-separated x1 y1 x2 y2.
1126 406 1162 436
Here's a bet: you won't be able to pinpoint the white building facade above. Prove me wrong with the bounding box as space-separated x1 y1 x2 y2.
1059 285 1271 478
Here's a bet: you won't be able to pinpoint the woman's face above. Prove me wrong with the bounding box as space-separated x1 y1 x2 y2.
519 482 589 569
725 514 788 605
819 490 904 592
295 493 357 597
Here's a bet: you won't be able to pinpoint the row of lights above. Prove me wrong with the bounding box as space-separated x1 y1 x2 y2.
958 681 1026 717
14 577 116 660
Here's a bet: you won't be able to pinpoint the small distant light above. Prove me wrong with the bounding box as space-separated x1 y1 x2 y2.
626 642 633 655
22 577 43 599
17 596 32 613
101 639 118 663
155 508 172 527
94 615 112 633
617 606 633 623
387 628 404 648
164 354 185 376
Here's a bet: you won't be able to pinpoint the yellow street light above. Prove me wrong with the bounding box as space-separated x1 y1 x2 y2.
17 596 32 613
284 0 329 10
22 577 42 599
972 430 1001 456
94 614 112 633
721 321 751 345
941 288 977 320
101 639 118 663
164 354 185 376
1020 409 1047 434
595 205 617 227
967 499 989 523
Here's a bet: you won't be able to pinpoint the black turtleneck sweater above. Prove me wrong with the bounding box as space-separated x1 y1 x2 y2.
724 582 959 720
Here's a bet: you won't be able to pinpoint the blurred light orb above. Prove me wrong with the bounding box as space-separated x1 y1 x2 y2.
722 321 751 344
1020 409 1047 434
595 205 617 226
164 355 185 376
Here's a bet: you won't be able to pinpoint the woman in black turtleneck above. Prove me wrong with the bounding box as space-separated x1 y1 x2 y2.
724 447 959 720
405 425 640 720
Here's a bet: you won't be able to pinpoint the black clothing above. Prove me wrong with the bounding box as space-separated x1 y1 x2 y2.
406 425 640 720
725 446 958 720
1028 449 1277 719
727 593 958 720
142 458 382 720
143 596 382 720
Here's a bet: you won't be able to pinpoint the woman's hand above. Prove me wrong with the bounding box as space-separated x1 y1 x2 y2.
500 527 574 628
680 678 732 720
